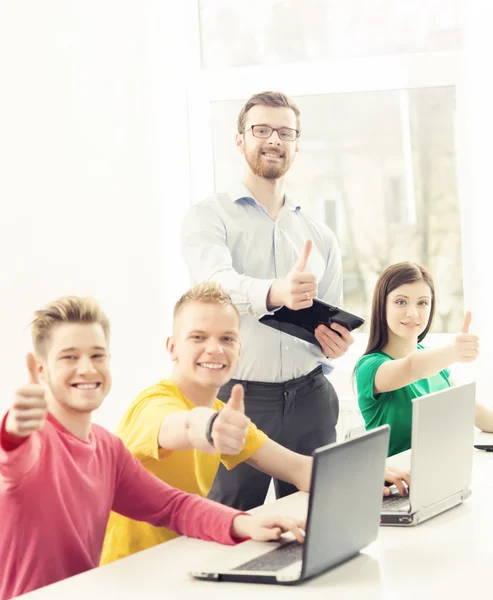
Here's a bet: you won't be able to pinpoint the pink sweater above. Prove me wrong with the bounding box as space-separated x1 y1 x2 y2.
0 412 243 600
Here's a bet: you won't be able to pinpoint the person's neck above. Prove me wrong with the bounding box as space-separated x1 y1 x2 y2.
383 334 419 359
171 370 218 408
242 172 285 219
47 400 92 440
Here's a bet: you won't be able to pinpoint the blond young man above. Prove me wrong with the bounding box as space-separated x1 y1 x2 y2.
101 283 410 565
0 297 306 600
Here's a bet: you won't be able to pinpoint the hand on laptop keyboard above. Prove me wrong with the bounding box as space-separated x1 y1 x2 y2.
383 466 410 497
232 514 306 544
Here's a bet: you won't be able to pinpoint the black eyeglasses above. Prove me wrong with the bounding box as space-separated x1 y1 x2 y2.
244 124 300 142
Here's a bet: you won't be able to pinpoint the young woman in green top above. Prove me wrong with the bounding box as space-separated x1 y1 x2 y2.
355 262 492 456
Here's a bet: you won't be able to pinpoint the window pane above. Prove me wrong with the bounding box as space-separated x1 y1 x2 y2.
210 87 462 332
199 0 460 68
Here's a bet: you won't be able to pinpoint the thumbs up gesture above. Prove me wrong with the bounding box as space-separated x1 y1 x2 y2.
453 311 479 363
5 353 48 437
267 240 318 311
210 384 250 455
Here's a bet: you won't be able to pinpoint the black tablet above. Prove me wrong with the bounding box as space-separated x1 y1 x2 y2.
259 298 365 348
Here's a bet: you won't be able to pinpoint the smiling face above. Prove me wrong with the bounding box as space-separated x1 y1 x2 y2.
167 301 241 391
386 281 433 343
236 105 299 180
38 322 111 414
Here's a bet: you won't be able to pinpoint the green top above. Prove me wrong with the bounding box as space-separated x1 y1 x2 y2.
355 344 451 456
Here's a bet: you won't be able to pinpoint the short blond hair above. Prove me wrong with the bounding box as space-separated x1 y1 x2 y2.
237 91 301 134
173 282 240 322
31 296 110 357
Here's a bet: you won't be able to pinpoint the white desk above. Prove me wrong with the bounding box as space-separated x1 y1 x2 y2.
20 439 493 600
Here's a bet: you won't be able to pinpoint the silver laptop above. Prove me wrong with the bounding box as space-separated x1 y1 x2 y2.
191 426 389 585
381 382 476 526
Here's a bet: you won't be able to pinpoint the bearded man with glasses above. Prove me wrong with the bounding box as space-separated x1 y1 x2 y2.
181 91 354 511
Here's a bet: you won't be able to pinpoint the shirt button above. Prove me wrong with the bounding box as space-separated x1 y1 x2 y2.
285 346 290 350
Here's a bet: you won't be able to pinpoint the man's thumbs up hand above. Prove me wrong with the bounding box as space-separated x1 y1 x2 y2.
454 311 479 363
266 240 318 311
209 384 250 455
5 353 47 438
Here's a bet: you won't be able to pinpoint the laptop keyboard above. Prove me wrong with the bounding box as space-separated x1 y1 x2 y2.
382 493 410 510
233 541 303 572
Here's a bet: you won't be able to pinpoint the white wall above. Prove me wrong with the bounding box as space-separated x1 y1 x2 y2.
458 0 493 404
0 1 197 430
1 0 490 435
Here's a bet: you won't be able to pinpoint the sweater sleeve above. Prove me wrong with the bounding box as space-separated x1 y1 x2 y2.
0 412 41 491
111 438 247 545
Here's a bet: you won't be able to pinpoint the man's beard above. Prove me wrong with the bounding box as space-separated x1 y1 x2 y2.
244 146 292 179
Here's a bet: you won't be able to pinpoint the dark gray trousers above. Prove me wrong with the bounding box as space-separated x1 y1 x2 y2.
207 366 339 510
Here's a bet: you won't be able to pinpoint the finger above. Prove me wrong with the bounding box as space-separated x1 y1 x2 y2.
457 339 479 349
256 526 282 542
461 311 472 334
26 352 40 385
14 386 46 401
14 409 47 422
383 486 391 497
16 420 44 433
267 518 305 544
458 348 479 358
315 326 346 348
290 273 318 287
289 278 318 291
456 341 479 350
226 384 245 413
292 288 317 302
457 342 480 352
12 396 47 414
314 330 342 358
385 471 407 496
213 423 248 446
293 240 313 272
216 415 250 435
327 322 354 338
288 525 306 544
291 297 314 311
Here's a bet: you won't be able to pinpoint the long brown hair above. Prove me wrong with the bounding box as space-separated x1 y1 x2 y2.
363 262 435 357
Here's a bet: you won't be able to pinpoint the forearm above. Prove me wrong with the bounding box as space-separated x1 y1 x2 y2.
246 440 313 491
181 211 274 317
208 269 275 317
153 485 242 544
0 412 39 486
158 408 216 453
407 346 456 381
113 449 242 545
2 414 29 451
252 454 311 491
376 345 456 393
475 403 493 433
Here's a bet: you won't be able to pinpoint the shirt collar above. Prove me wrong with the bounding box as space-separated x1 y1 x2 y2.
227 182 300 212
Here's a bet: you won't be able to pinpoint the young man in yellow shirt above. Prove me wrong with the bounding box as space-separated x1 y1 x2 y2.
101 283 409 564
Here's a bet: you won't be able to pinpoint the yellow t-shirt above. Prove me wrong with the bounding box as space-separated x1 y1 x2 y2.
100 379 267 565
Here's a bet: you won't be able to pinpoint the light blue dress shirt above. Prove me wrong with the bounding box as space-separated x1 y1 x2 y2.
181 183 343 383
